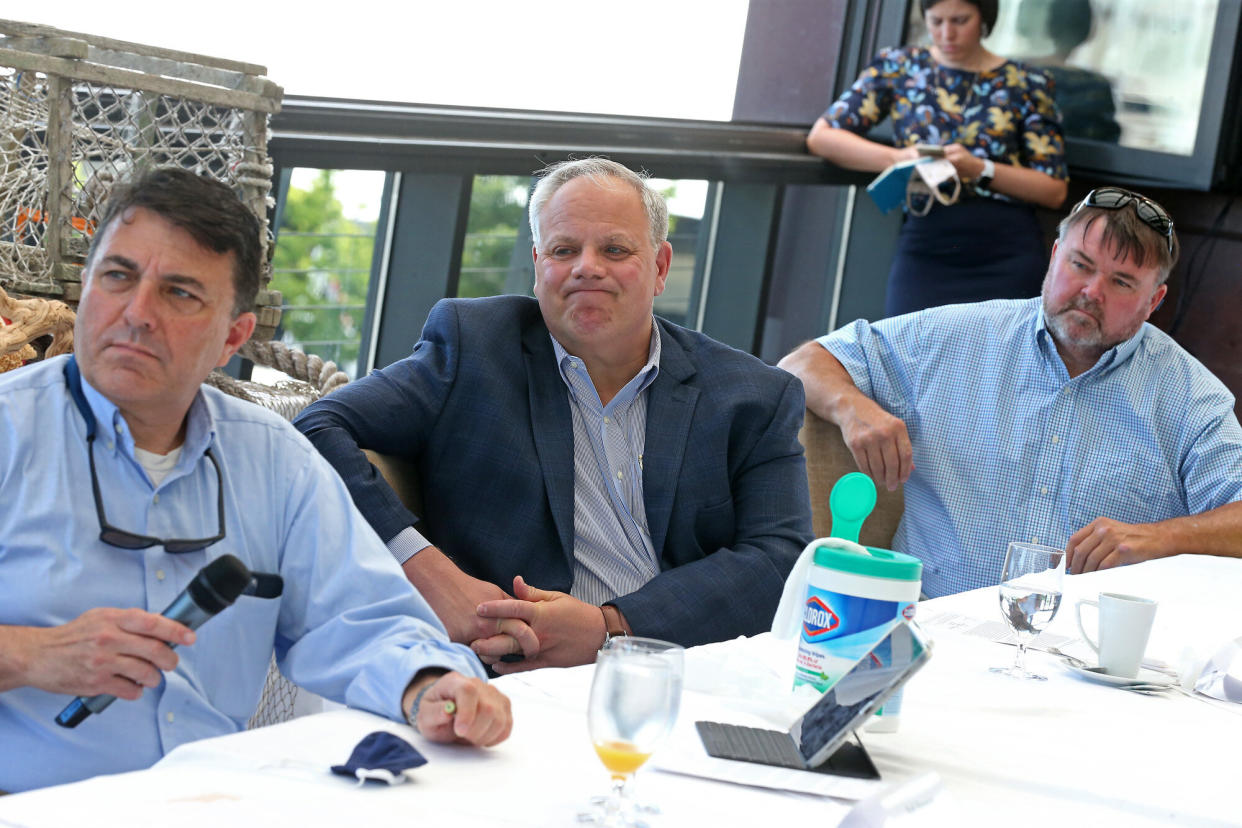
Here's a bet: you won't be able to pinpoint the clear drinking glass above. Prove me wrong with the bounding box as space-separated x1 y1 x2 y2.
579 637 684 827
990 542 1065 680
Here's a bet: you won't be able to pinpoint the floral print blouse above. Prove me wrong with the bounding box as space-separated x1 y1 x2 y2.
824 46 1068 200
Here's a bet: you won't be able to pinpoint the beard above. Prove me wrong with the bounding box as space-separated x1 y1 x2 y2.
1045 295 1107 350
1041 285 1147 358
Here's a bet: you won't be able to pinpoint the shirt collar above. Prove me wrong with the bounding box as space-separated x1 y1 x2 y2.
550 321 663 401
1034 303 1148 377
76 368 216 468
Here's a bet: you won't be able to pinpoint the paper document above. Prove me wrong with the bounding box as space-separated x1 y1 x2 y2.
917 608 1072 650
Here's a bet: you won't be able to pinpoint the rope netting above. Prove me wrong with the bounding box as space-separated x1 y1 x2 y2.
0 19 282 337
0 66 273 291
246 655 302 730
0 67 53 288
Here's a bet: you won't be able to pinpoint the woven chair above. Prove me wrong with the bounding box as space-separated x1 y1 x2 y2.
798 409 904 549
205 339 349 422
363 450 424 516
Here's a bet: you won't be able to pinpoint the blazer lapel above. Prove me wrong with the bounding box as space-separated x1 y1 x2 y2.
522 323 576 567
643 323 699 557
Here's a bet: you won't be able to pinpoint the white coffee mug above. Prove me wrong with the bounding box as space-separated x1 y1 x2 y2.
1075 592 1158 679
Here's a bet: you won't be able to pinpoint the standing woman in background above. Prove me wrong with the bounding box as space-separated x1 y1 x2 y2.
808 0 1068 317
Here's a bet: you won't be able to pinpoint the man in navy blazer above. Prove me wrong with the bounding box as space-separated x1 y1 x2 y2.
295 158 812 672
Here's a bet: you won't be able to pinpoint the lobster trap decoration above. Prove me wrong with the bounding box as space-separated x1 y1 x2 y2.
0 19 285 339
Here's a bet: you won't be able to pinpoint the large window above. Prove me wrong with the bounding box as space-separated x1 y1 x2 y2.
33 2 750 121
458 176 531 299
654 179 710 328
270 169 385 378
906 0 1221 155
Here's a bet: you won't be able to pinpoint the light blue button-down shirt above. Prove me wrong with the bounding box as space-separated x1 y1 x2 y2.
552 329 662 606
0 356 486 793
819 298 1242 597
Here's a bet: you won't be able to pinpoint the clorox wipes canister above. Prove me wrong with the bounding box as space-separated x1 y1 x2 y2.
794 543 923 729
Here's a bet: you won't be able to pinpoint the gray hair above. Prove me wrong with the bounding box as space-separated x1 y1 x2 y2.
528 157 669 252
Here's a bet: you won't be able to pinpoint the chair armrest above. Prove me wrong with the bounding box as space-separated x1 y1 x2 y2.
798 409 904 549
362 449 424 516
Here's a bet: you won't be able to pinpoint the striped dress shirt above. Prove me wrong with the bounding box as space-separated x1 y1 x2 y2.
551 328 662 605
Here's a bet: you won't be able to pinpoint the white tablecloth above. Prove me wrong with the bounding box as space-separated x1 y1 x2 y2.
1 554 1238 827
855 553 1240 826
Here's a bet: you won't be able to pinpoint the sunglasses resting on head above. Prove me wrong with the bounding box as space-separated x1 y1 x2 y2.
1072 187 1175 254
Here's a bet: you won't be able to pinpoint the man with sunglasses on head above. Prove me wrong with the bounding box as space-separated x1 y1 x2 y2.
781 187 1242 597
0 168 511 794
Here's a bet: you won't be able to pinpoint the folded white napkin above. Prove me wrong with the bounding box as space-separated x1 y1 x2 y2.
770 537 869 642
1196 637 1242 703
768 537 869 690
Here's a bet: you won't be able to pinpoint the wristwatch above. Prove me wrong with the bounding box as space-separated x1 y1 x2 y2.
600 604 628 648
976 158 995 190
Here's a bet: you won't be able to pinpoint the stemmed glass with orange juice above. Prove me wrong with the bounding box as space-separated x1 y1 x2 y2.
580 637 684 826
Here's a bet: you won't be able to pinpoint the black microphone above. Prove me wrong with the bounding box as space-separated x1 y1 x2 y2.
55 554 253 728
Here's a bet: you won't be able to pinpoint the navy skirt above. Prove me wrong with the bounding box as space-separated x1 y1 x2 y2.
885 198 1047 318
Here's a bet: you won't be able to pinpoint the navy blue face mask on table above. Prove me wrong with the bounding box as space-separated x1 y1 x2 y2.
331 731 428 785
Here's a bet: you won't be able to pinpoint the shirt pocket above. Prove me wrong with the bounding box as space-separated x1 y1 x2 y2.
1069 452 1183 530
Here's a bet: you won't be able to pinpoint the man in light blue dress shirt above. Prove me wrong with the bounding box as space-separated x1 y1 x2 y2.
0 169 510 793
781 187 1242 597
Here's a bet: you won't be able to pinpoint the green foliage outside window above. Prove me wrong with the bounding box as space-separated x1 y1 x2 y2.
270 170 376 377
458 176 530 299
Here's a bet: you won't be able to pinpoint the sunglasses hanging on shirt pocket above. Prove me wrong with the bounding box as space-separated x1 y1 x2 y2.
906 158 961 217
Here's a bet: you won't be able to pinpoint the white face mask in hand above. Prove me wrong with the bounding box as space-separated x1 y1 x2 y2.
906 158 960 216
